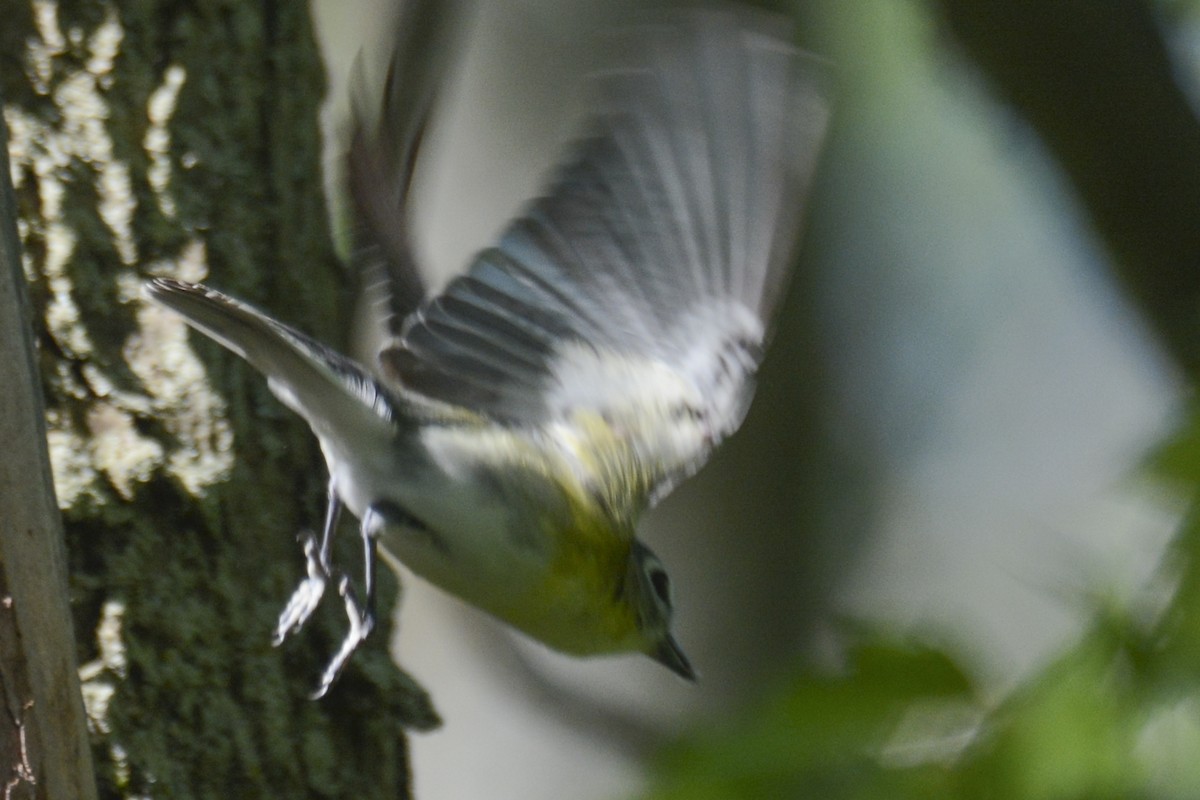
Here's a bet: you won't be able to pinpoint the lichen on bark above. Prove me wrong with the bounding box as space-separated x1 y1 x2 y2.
2 1 434 796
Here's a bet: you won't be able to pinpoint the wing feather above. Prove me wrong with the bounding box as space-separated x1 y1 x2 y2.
380 9 830 507
143 279 403 445
347 0 464 361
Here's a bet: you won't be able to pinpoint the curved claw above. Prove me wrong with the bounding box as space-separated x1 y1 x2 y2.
311 575 376 699
285 499 390 697
273 534 329 645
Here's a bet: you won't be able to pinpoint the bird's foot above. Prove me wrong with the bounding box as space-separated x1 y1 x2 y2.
273 533 330 645
311 574 376 699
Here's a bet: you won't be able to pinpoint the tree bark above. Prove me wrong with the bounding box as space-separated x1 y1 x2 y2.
0 96 99 800
1 1 432 796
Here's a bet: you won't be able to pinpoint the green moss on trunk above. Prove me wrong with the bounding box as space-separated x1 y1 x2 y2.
3 1 432 796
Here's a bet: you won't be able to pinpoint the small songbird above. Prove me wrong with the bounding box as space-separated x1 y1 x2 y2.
145 4 829 697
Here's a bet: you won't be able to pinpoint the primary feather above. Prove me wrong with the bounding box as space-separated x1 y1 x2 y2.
370 10 830 510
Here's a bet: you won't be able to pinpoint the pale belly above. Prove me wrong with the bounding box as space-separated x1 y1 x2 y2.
317 425 556 619
312 422 639 656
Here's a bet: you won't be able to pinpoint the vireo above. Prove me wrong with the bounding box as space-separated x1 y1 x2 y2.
145 6 829 697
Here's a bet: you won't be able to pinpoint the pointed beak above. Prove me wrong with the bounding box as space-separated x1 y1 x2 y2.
651 634 697 682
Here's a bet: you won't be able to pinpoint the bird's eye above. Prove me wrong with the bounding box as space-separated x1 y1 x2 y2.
648 567 671 606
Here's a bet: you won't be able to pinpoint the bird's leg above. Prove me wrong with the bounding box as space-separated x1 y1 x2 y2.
362 507 381 624
315 477 339 571
311 504 383 698
274 478 342 645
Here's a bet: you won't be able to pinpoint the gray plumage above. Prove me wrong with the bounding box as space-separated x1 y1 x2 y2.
364 9 829 501
144 6 830 692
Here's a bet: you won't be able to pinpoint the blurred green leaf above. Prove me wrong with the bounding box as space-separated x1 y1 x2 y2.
956 627 1142 800
1145 407 1200 486
641 408 1200 800
643 640 977 800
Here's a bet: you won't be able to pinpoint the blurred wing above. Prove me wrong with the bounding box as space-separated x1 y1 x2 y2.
347 0 463 355
384 10 830 505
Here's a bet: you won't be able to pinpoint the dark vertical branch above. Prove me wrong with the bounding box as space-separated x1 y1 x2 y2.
936 0 1200 378
0 102 99 800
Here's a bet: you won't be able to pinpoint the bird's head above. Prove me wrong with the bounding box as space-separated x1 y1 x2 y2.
625 540 695 681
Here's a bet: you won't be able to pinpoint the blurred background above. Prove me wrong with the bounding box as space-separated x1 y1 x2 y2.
6 0 1200 797
314 0 1188 797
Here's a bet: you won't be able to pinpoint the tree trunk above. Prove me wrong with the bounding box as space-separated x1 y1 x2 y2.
1 1 432 796
0 95 99 800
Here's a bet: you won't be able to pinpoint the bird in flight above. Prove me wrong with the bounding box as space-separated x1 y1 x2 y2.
145 4 829 698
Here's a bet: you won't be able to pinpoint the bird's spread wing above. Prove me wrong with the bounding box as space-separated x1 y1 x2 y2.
347 0 464 357
377 11 830 508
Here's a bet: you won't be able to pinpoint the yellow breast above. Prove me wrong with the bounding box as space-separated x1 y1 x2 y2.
493 487 642 655
410 415 648 656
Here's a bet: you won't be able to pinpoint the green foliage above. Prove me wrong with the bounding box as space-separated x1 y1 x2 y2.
641 411 1200 799
644 642 974 800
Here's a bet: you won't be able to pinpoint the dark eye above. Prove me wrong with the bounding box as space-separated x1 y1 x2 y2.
648 568 671 606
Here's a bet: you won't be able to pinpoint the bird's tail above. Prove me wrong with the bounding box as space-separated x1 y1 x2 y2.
143 278 398 441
